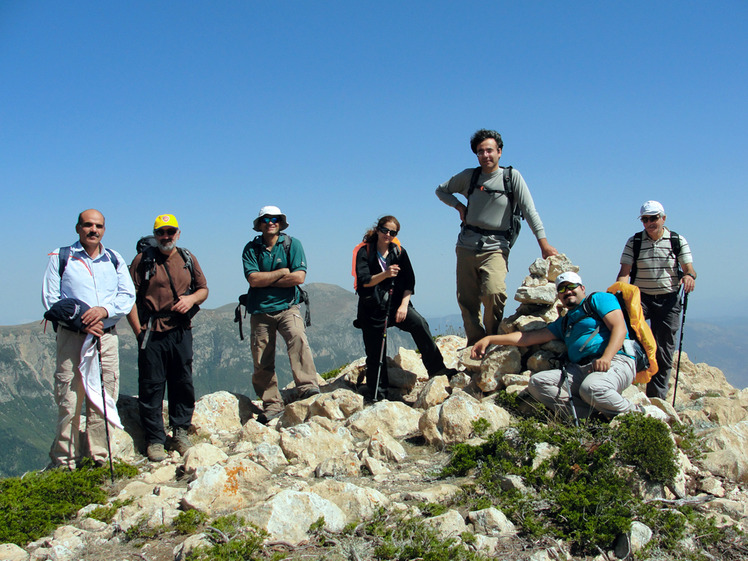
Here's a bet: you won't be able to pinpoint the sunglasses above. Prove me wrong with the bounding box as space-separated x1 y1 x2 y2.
154 228 178 237
557 283 580 294
378 226 398 237
640 215 661 223
262 216 280 224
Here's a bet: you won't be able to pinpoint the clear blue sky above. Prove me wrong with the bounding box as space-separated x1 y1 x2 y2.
1 1 745 326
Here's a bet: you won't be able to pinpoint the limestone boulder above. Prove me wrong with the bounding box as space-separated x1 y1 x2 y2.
240 489 346 545
414 376 451 409
238 419 281 447
514 284 557 305
311 480 391 522
468 507 517 536
315 452 361 478
192 391 247 436
183 443 229 474
546 254 579 282
419 390 512 446
308 389 365 421
181 457 271 514
279 419 356 468
480 346 522 381
366 429 407 463
246 442 288 473
699 421 748 483
0 543 29 561
421 509 467 540
394 347 428 380
346 400 421 439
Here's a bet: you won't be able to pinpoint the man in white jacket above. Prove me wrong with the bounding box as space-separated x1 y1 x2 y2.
42 209 135 469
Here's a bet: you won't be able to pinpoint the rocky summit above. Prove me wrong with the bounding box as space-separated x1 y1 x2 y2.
3 255 748 561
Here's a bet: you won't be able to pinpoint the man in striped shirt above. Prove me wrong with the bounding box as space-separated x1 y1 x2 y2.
616 201 697 400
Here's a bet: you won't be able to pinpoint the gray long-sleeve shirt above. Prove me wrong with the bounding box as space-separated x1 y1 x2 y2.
435 166 547 252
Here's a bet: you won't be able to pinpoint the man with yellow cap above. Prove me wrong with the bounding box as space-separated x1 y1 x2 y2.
129 214 209 462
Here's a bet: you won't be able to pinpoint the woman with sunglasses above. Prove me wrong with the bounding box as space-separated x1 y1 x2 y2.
354 215 455 401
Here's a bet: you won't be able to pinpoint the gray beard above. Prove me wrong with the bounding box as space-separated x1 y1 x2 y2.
158 240 176 252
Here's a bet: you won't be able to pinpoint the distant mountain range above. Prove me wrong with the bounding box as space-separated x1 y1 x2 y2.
0 284 416 477
0 283 744 477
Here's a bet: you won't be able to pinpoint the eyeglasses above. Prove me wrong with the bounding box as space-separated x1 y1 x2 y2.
640 215 661 223
378 226 398 237
154 228 178 237
262 216 280 224
557 283 580 294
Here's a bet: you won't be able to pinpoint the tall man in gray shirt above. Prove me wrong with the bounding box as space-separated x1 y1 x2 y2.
436 129 557 346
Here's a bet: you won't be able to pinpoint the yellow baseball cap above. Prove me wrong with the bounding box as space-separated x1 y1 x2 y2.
154 214 179 230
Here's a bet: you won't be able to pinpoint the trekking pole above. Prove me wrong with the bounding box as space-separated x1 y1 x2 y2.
671 289 689 406
561 365 579 427
374 280 395 402
96 337 115 483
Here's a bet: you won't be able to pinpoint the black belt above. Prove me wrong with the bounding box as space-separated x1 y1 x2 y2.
462 223 509 238
61 325 115 335
642 291 678 302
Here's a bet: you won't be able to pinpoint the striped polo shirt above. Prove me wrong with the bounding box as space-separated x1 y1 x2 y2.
619 227 693 295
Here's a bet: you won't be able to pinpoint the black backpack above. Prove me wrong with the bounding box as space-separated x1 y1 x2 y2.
464 165 524 248
234 235 311 340
629 231 682 284
133 236 198 325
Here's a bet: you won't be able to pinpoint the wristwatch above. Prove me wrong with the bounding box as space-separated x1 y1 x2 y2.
685 272 697 280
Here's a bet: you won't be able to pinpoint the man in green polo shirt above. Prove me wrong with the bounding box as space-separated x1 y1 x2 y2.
242 205 320 424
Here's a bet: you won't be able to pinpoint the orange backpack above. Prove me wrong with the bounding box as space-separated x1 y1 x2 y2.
606 282 658 384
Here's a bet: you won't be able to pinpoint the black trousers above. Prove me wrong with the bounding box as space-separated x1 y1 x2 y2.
138 327 195 445
360 305 445 391
641 291 682 400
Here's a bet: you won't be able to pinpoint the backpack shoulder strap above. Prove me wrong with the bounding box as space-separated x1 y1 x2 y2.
502 166 514 197
466 166 482 199
668 230 682 259
630 232 644 284
58 246 71 278
104 248 120 270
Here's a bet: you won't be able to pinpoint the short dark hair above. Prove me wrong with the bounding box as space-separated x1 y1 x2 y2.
470 129 503 153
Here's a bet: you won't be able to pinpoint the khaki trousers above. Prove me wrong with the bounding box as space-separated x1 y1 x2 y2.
50 328 119 468
456 247 509 346
250 305 318 413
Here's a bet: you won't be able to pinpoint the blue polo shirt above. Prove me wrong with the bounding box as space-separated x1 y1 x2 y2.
242 234 307 314
548 292 629 364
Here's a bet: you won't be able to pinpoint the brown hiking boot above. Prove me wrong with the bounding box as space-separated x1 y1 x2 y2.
147 443 167 462
172 427 193 456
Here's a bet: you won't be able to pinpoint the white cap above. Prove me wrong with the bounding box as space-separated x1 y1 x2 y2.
253 205 289 232
555 271 583 288
639 200 665 217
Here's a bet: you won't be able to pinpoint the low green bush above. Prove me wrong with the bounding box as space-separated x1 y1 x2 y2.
0 460 137 546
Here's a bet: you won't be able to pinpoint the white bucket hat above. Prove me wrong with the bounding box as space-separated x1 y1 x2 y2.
555 271 583 288
253 205 289 232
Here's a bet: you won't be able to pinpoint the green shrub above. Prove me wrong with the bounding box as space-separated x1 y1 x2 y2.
471 417 491 437
173 509 208 534
321 364 349 380
0 460 135 546
614 413 678 483
186 517 268 561
88 498 133 523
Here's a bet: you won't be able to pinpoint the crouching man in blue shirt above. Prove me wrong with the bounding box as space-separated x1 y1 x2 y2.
471 272 639 420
